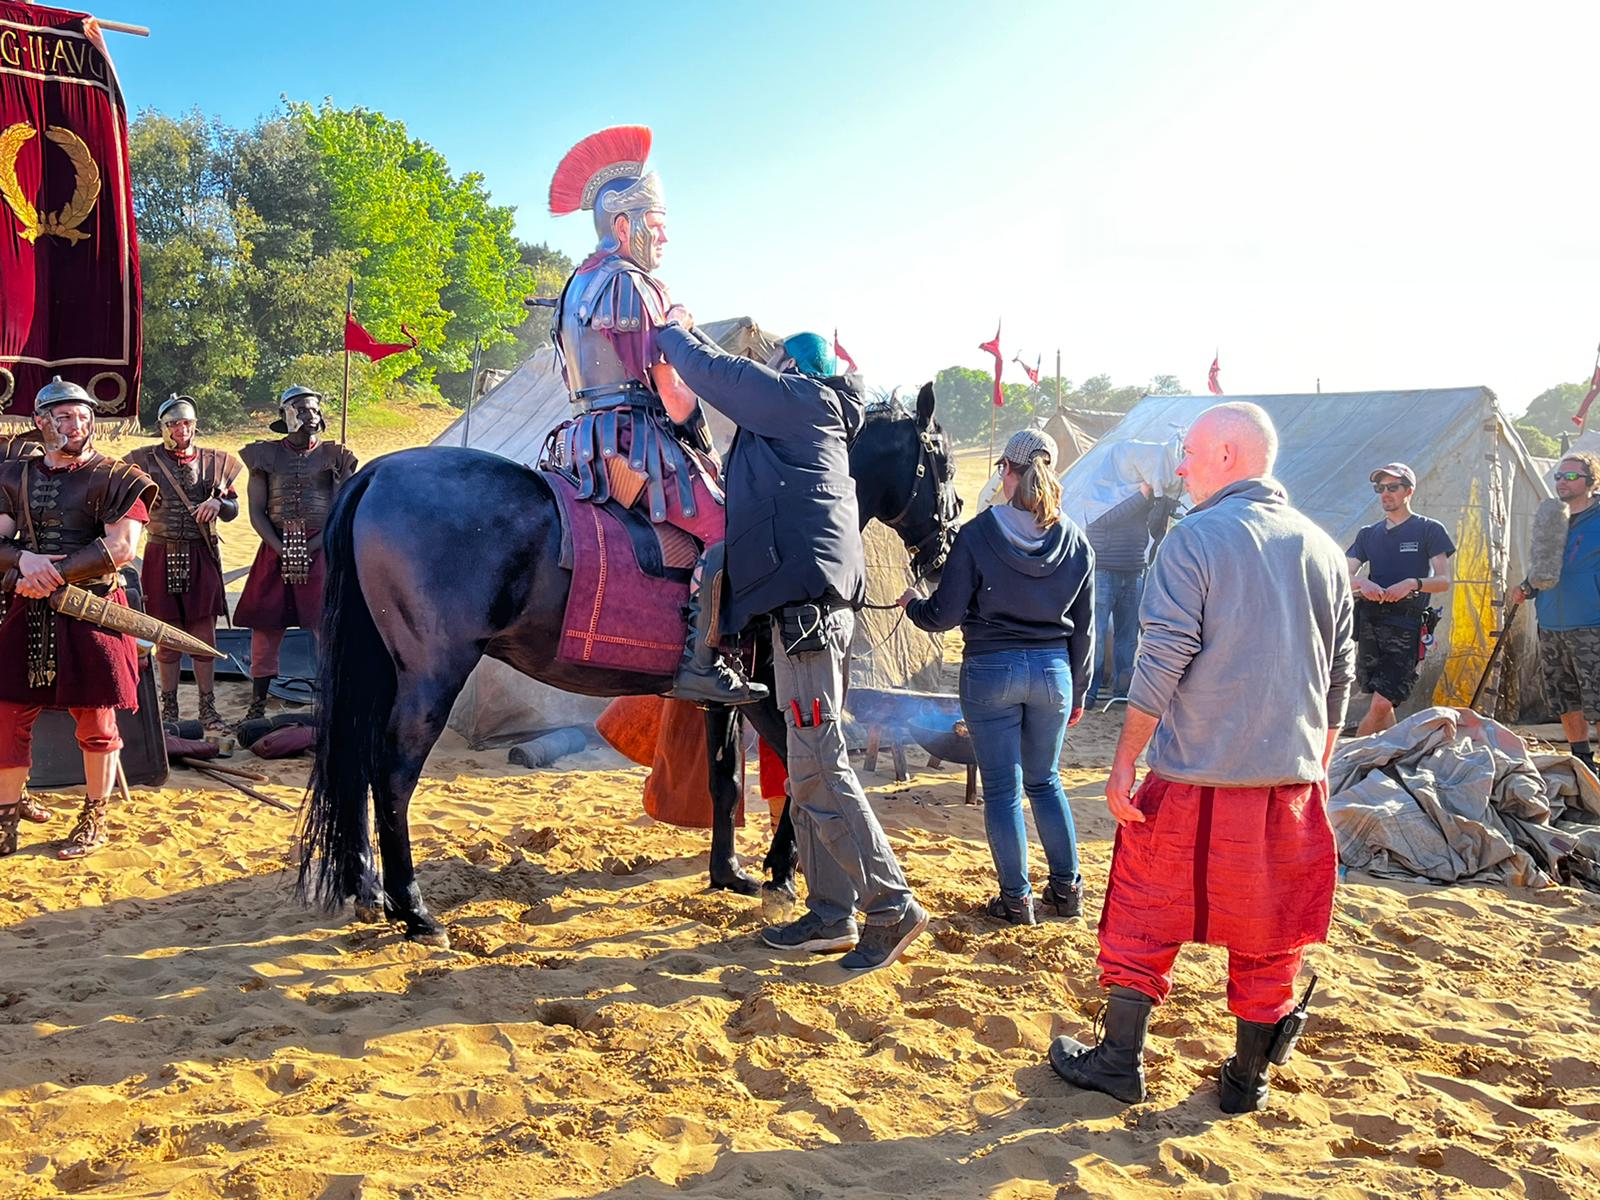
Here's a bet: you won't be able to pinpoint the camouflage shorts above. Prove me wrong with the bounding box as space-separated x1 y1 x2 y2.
1356 619 1422 705
1537 626 1600 720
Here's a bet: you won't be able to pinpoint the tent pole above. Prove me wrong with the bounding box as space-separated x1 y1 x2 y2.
1055 348 1062 414
462 337 482 448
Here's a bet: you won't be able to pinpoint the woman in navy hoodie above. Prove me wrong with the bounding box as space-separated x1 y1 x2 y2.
900 429 1095 925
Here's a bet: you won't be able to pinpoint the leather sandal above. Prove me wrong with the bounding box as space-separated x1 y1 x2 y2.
57 796 109 861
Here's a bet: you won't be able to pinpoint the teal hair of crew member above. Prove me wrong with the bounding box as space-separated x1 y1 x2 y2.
783 332 837 378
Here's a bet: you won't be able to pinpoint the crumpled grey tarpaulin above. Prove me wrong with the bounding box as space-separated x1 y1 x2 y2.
1327 706 1600 891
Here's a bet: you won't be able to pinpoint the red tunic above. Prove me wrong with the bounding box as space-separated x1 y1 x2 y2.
233 541 326 631
1099 774 1337 956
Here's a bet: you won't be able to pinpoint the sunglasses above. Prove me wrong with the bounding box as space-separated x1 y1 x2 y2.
1553 471 1592 483
1372 482 1409 494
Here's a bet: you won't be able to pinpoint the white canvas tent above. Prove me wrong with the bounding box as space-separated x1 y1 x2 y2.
1060 388 1552 721
436 320 944 747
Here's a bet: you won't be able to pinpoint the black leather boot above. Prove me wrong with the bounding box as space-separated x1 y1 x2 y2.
669 543 768 707
1219 1017 1277 1114
1048 986 1153 1103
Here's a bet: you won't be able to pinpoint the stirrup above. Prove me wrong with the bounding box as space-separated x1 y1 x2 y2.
58 798 109 861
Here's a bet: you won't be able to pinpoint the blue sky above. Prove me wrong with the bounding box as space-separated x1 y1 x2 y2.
105 0 1600 410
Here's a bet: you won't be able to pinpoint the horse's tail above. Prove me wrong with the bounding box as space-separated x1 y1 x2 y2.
298 466 394 910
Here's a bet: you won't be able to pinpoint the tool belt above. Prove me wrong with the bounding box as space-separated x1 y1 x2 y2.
1354 593 1429 629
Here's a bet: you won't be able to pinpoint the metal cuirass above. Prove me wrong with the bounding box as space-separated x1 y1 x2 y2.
555 254 672 406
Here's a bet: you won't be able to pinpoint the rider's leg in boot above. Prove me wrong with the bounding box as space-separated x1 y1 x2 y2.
670 543 768 707
1219 1017 1277 1114
1048 985 1154 1103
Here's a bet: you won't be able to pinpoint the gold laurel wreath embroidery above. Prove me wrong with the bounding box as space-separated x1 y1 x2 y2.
0 123 100 244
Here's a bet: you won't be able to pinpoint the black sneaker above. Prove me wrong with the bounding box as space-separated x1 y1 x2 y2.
1040 877 1083 920
839 900 929 973
761 910 859 953
984 893 1037 926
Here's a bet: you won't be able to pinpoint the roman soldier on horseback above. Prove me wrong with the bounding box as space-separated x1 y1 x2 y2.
0 377 157 859
546 125 765 707
123 395 244 731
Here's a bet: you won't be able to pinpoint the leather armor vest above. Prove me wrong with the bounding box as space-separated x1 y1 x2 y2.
240 439 357 532
0 453 154 588
126 446 241 543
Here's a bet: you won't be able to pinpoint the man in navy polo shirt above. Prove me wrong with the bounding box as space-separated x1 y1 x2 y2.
1346 462 1455 735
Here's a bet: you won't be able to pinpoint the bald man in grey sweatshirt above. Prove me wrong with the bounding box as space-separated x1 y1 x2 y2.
1051 402 1355 1115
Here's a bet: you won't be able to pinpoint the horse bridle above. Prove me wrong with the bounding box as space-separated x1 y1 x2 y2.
881 425 956 583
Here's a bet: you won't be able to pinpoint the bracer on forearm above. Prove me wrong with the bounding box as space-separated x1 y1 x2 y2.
56 537 117 584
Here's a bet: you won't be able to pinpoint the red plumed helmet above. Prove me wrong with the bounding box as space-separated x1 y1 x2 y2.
549 125 653 216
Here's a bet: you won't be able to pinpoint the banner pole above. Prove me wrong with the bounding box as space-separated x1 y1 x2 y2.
340 278 353 445
1055 348 1062 414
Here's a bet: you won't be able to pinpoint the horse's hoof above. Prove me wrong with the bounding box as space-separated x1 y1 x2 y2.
761 880 798 919
709 869 762 897
352 902 386 925
406 924 450 947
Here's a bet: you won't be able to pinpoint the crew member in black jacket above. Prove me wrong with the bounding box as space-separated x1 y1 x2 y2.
656 322 928 975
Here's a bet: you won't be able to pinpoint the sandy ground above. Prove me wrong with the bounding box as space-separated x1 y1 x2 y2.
2 432 1598 1198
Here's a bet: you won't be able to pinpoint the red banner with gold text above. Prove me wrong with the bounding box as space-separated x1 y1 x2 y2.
0 2 140 418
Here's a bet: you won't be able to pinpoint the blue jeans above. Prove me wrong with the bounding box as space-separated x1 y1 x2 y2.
959 647 1080 899
1086 568 1144 706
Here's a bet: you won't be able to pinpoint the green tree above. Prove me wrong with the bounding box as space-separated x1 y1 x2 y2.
130 111 257 426
228 114 359 409
1515 421 1560 457
1520 382 1589 440
290 102 530 396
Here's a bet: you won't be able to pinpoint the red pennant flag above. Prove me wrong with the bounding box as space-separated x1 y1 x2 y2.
1207 354 1224 396
1572 351 1600 428
980 322 1004 407
1013 353 1041 385
345 314 419 362
833 329 858 374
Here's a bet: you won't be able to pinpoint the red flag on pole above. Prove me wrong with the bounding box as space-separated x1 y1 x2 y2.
833 329 858 374
345 314 419 362
980 322 1004 406
1207 353 1224 396
1013 353 1041 385
1571 346 1600 428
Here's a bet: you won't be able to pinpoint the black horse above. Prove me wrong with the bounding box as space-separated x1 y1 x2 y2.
299 384 959 943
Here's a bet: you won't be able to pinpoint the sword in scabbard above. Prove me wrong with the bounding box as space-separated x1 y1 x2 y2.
45 582 225 659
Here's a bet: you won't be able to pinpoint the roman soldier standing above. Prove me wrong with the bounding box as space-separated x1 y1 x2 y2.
0 378 156 859
547 125 765 706
123 395 244 730
234 386 357 721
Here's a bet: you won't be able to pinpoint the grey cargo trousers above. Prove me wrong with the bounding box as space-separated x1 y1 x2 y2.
771 606 915 927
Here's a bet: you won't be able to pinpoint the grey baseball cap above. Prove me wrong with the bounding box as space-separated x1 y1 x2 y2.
1369 462 1416 487
1001 428 1058 467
